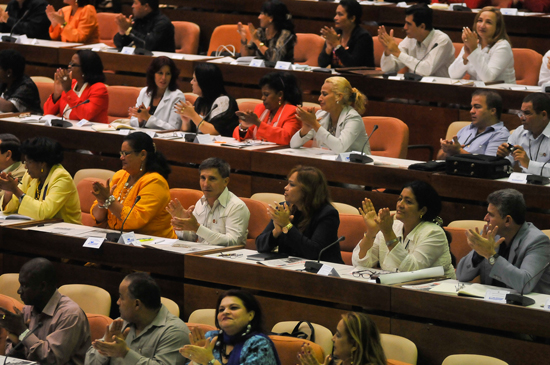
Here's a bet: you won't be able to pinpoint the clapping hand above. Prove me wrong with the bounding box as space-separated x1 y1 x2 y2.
268 201 292 228
466 224 504 259
92 179 115 205
179 328 217 365
462 27 478 56
320 26 340 49
296 106 319 131
92 319 131 358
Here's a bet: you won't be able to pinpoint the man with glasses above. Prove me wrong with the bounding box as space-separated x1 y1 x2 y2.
438 90 509 159
497 93 550 176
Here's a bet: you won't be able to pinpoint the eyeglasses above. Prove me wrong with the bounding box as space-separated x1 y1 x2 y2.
119 150 136 157
517 111 533 119
351 270 379 279
68 62 81 68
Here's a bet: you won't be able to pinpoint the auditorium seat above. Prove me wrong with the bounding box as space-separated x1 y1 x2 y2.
362 116 409 159
338 214 365 265
0 294 24 355
188 308 216 327
294 33 324 66
58 284 111 316
173 21 200 54
74 168 115 187
97 12 118 47
30 76 54 83
250 192 285 205
77 177 106 227
452 42 462 58
186 323 217 333
0 273 21 302
184 92 199 105
372 36 403 69
161 296 180 317
271 321 333 357
512 48 542 86
380 333 418 365
169 188 204 210
240 197 270 250
270 335 324 365
207 24 249 57
444 121 470 140
87 313 113 341
237 98 263 112
35 81 54 109
332 202 359 215
442 354 508 365
106 85 141 123
445 227 472 265
447 220 486 231
542 229 550 238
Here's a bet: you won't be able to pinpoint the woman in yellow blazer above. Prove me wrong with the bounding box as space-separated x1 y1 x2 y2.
0 137 81 224
46 0 100 44
90 132 176 239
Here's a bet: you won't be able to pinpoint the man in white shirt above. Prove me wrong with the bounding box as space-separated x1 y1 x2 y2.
0 134 25 200
496 93 550 177
168 157 250 246
437 90 509 159
379 4 455 78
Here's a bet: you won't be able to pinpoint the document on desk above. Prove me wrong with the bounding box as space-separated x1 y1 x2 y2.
25 222 104 237
142 241 214 254
259 257 306 270
0 355 37 364
376 266 444 285
269 147 338 159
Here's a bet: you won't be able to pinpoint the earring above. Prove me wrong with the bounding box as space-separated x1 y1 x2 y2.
279 99 282 106
336 100 340 104
242 323 251 336
420 214 423 219
41 168 43 173
140 163 144 172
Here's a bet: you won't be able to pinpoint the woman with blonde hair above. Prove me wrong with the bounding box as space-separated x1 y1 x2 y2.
449 6 515 84
290 76 370 154
298 312 387 365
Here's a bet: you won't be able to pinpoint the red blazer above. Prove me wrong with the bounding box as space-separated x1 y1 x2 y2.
44 79 109 124
232 103 300 145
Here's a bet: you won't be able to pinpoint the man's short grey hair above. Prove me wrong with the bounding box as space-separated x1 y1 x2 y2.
487 189 526 225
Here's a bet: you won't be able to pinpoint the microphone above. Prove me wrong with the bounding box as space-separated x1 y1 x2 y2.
10 322 43 354
526 161 550 185
266 33 295 68
2 10 29 43
106 196 141 243
185 104 218 142
51 99 90 128
404 43 439 82
128 33 153 56
350 125 379 164
305 236 345 273
505 262 550 306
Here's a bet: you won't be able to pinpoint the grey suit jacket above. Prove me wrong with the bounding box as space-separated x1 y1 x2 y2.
456 222 550 294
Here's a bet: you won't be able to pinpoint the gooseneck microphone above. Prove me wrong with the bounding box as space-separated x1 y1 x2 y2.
404 43 439 82
10 322 43 354
505 262 550 306
106 196 141 243
185 104 218 142
305 236 345 273
51 99 90 128
350 125 379 164
2 10 29 43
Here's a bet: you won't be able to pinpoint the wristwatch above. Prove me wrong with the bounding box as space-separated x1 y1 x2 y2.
19 328 30 342
282 223 293 234
489 253 499 266
259 42 265 48
334 44 342 51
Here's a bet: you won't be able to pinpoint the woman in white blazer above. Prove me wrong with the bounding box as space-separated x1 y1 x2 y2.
129 56 185 130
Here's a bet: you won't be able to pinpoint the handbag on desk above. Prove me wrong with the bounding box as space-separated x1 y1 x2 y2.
446 154 512 179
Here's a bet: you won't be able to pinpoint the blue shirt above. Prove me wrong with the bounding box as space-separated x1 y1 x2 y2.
205 331 279 365
508 122 550 176
456 121 509 156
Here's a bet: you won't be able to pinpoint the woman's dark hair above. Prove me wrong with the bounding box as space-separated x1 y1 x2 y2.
214 289 265 334
288 165 331 230
75 50 105 85
145 56 180 96
259 72 302 106
339 0 362 25
0 49 25 80
342 312 386 365
76 0 90 6
123 132 171 180
402 181 441 222
261 0 295 34
194 63 228 116
20 137 63 167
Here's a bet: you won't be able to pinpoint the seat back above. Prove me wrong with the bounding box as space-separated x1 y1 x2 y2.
442 354 508 365
96 12 118 47
0 294 24 355
447 220 486 231
512 48 542 86
58 284 111 316
35 81 54 109
332 202 359 215
207 24 249 57
445 227 472 264
173 21 200 54
30 76 54 83
106 85 141 123
269 335 324 365
240 197 270 249
186 322 217 333
338 214 365 265
445 121 471 140
237 98 263 113
169 188 204 210
74 168 115 187
302 102 321 113
452 42 463 58
294 33 325 66
184 93 199 105
86 313 113 341
161 297 180 317
188 308 216 327
77 177 106 227
250 193 285 205
380 333 418 365
373 36 403 68
271 321 333 358
362 116 409 159
542 229 550 238
0 273 21 303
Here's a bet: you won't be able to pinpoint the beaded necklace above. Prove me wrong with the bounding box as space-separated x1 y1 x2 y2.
117 178 135 203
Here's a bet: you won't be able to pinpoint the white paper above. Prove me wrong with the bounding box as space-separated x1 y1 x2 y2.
249 59 266 67
484 289 510 303
83 237 105 249
508 172 528 184
376 266 444 285
119 232 137 245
